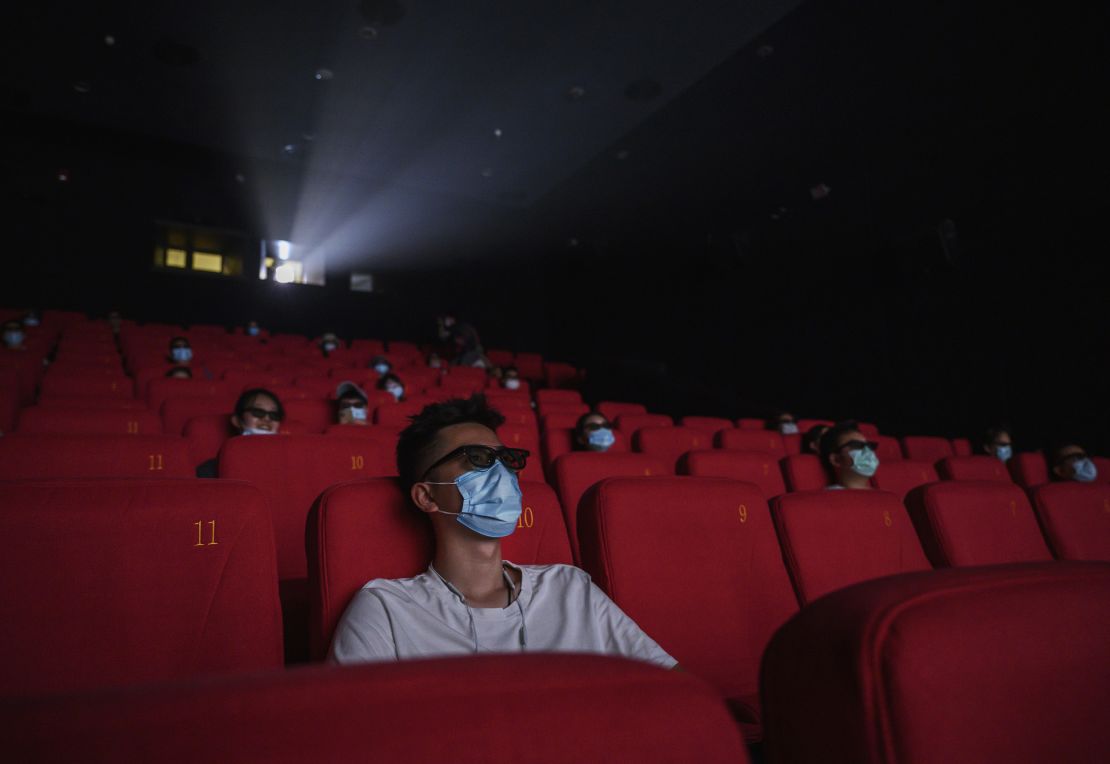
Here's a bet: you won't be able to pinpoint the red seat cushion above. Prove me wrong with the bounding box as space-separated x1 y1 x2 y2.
1032 482 1110 561
0 479 282 695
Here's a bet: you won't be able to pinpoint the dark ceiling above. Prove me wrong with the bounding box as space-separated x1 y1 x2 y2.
4 1 1106 270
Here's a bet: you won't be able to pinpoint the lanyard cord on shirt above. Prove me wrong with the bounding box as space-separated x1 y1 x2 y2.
429 562 527 653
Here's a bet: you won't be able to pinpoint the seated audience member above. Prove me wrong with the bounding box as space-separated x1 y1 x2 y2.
767 411 799 435
2 320 27 350
427 351 444 369
167 336 193 365
436 314 457 343
802 423 830 455
320 332 341 357
107 310 123 335
329 395 677 668
335 381 370 426
981 426 1013 462
452 324 490 368
1049 443 1099 482
166 366 192 379
573 412 616 453
819 420 879 490
196 388 284 477
501 366 522 391
369 355 392 376
246 320 263 337
22 309 41 327
377 373 405 401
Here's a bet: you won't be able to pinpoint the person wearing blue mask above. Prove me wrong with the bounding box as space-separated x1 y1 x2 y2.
329 394 677 669
1049 443 1100 483
369 355 392 377
981 426 1013 463
167 336 193 365
375 372 405 402
767 411 800 436
574 412 617 452
820 420 879 490
2 320 27 351
245 320 262 338
335 381 370 426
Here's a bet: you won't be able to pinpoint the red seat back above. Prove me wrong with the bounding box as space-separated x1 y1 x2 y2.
781 454 831 492
283 398 336 433
597 401 647 420
771 490 931 604
762 562 1110 764
873 435 904 462
0 479 282 695
146 378 235 412
613 412 673 435
679 450 786 499
552 452 671 563
535 389 582 406
17 407 163 435
0 434 194 479
307 479 572 659
161 396 231 436
716 429 785 456
1009 451 1049 488
951 437 973 456
871 460 939 501
40 374 133 398
579 477 797 740
901 435 954 462
1032 482 1110 561
906 481 1053 567
939 455 1013 482
219 435 398 581
633 426 712 471
680 416 734 435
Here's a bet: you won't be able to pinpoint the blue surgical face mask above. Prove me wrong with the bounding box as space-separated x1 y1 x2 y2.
4 331 24 348
323 341 338 352
504 378 521 390
995 444 1013 462
171 347 192 362
247 326 260 336
1073 457 1098 483
346 405 367 421
373 363 390 375
588 427 615 451
23 317 39 327
780 422 799 435
242 426 277 436
849 446 880 478
386 384 404 400
428 461 523 538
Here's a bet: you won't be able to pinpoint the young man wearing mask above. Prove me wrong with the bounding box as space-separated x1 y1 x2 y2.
573 412 616 452
2 320 27 351
768 411 799 435
335 381 370 426
167 337 193 365
329 394 676 668
819 421 879 490
1049 443 1099 483
501 366 522 391
376 373 405 402
319 332 341 357
196 388 284 477
981 426 1013 462
369 355 392 377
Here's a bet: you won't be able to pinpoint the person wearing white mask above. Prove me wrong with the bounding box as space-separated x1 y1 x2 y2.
768 411 799 436
335 381 370 426
196 388 283 477
319 331 341 357
820 421 879 490
376 373 405 402
369 355 392 377
981 426 1013 463
574 412 617 453
501 366 522 391
329 394 677 669
1049 443 1100 483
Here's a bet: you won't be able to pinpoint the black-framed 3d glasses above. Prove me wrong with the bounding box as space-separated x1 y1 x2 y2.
839 439 879 452
243 407 284 422
421 444 530 479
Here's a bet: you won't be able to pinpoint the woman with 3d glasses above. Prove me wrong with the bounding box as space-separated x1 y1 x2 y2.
195 388 284 477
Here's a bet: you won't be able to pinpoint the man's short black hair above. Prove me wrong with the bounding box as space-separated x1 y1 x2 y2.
819 420 861 465
981 425 1011 448
1047 442 1084 469
376 373 402 390
169 336 189 347
574 410 608 438
396 394 506 492
802 424 829 454
235 388 284 420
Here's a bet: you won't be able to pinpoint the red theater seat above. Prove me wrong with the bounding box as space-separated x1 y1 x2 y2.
1032 482 1110 561
1009 451 1049 488
373 398 435 426
680 416 734 435
781 454 831 492
939 455 1013 482
306 479 571 659
552 452 671 563
17 407 163 435
900 435 954 462
537 401 589 419
324 423 404 440
679 450 786 499
8 654 748 764
633 426 711 471
0 434 194 479
34 395 148 411
1093 456 1110 484
485 348 515 367
543 361 580 388
597 401 647 420
578 477 798 741
614 412 673 436
857 422 880 438
540 411 588 431
873 434 904 462
541 428 628 478
761 562 1110 764
906 481 1053 567
796 418 833 432
39 374 133 398
222 370 293 389
870 460 939 500
716 429 785 456
771 490 931 604
146 378 234 413
535 388 583 406
0 479 282 695
282 398 336 433
513 352 545 380
0 372 18 432
736 418 765 430
952 437 973 456
161 396 231 436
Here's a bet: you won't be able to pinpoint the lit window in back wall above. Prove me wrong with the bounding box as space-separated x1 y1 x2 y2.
165 248 187 268
192 252 223 273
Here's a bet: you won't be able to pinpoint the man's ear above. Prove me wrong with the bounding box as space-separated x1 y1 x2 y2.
1052 463 1067 480
828 452 842 470
230 414 242 430
410 482 439 515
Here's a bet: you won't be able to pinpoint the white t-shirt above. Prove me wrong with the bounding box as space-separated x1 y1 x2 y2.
329 562 676 669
